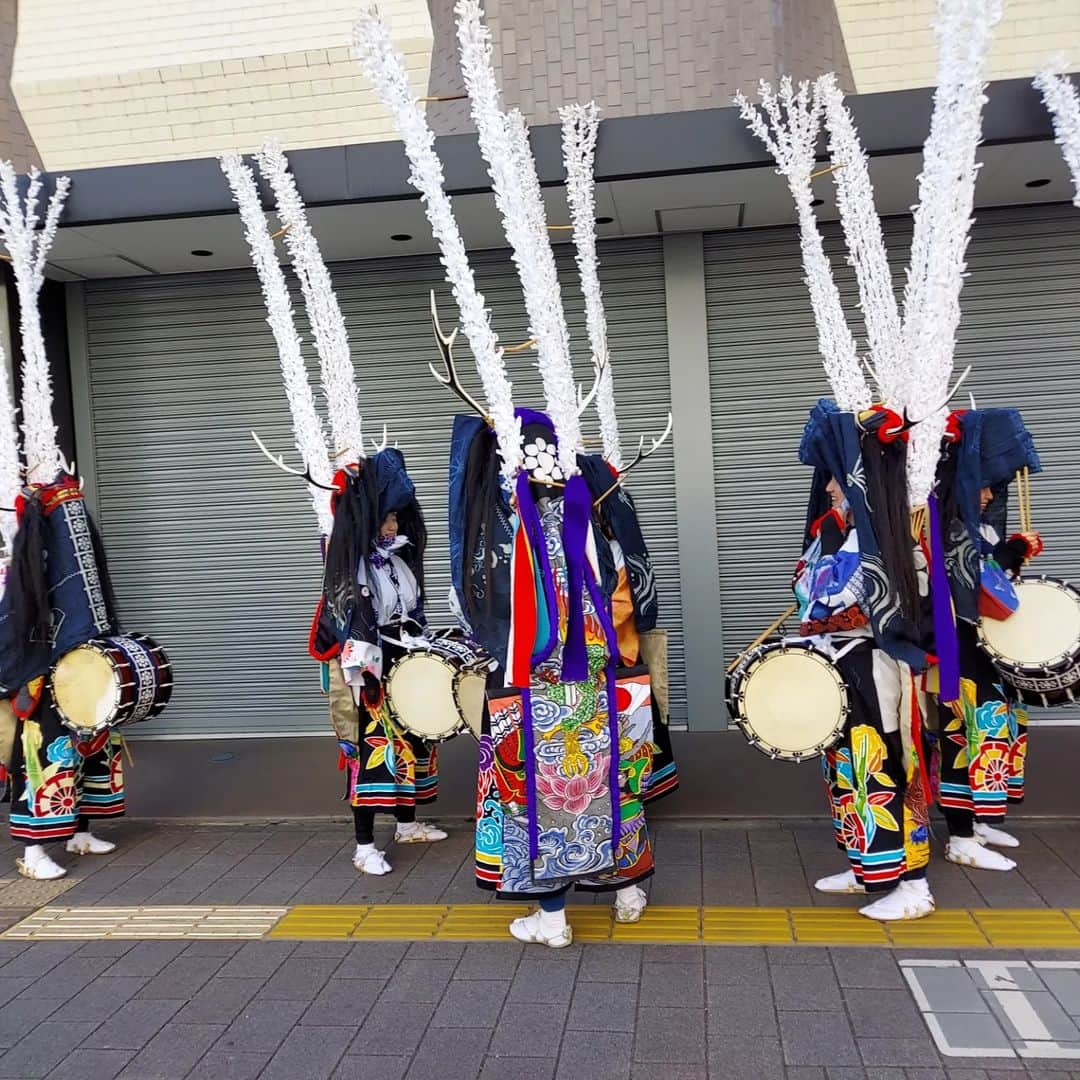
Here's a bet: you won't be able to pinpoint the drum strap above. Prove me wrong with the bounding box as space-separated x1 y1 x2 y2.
784 634 864 665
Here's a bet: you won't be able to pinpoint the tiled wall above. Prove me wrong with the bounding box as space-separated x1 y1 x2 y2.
835 0 1080 93
0 0 38 170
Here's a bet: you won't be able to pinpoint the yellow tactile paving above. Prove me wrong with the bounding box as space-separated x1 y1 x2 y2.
8 903 1080 947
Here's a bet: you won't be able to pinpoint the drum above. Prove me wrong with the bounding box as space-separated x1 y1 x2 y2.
977 575 1080 707
385 633 492 742
50 634 173 735
727 640 848 762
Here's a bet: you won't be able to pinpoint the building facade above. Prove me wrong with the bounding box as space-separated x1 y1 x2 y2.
2 2 1080 817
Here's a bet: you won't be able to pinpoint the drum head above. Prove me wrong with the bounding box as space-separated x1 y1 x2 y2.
980 578 1080 667
454 669 487 740
386 653 464 741
51 645 118 733
733 645 846 760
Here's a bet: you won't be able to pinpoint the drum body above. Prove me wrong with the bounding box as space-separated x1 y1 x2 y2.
727 641 848 762
50 634 173 735
385 631 492 742
978 576 1080 707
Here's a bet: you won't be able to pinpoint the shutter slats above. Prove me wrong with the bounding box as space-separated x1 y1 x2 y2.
84 238 685 735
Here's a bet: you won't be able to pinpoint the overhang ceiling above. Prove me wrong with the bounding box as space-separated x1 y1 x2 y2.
44 138 1076 281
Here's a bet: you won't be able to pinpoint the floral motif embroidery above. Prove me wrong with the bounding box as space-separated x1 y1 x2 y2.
536 754 610 815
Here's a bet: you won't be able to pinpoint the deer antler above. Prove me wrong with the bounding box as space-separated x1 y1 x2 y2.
593 412 673 506
575 355 606 419
368 425 391 454
429 291 490 422
251 431 339 492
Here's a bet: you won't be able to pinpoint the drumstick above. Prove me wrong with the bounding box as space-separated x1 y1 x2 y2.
726 604 799 674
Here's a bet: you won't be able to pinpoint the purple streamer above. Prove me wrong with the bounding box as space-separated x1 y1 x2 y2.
514 472 559 666
585 565 623 855
522 685 539 862
561 474 591 682
928 494 960 703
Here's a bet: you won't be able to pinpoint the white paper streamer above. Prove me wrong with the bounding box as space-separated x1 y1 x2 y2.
457 0 582 476
0 341 19 551
220 151 334 535
1035 64 1080 208
256 138 365 465
902 0 1003 506
352 6 522 480
0 163 69 485
560 102 621 469
819 75 905 408
737 79 871 413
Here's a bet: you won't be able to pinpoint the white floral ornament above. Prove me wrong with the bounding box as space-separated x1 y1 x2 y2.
523 437 563 484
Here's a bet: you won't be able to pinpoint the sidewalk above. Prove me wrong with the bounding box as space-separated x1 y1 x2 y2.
0 818 1079 1079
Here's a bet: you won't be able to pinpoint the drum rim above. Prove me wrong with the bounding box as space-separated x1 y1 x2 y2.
452 667 487 741
385 650 468 741
977 575 1080 668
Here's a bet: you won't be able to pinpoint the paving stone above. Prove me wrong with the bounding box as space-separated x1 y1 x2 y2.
186 1051 271 1080
773 963 843 1011
844 988 928 1038
780 1011 860 1067
634 1007 707 1064
787 1070 827 1080
482 1058 556 1079
84 998 185 1050
557 1029 633 1080
0 975 32 1009
101 940 189 978
938 1071 989 1080
630 1067 707 1080
2 941 80 978
579 944 643 983
292 941 359 959
333 1057 411 1080
858 1038 941 1067
182 940 245 958
75 940 138 959
707 984 777 1036
902 967 989 1013
19 956 106 1002
831 950 905 989
216 999 307 1054
1034 967 1080 1016
133 955 226 1000
257 957 340 1001
335 942 409 979
259 1025 354 1080
638 961 705 1008
986 988 1080 1042
508 957 579 1003
769 946 830 965
567 979 637 1032
0 1020 98 1078
301 978 384 1027
175 977 263 1025
407 1026 491 1080
0 995 59 1048
48 1048 136 1080
432 978 510 1028
406 940 466 961
215 940 298 979
381 958 457 1004
927 1012 1014 1055
705 946 771 987
490 1003 570 1057
116 1022 225 1080
52 975 150 1021
707 1035 786 1080
349 1001 437 1056
451 942 523 981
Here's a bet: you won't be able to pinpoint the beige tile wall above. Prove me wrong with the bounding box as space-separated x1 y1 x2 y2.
11 0 433 170
0 0 38 170
835 0 1080 93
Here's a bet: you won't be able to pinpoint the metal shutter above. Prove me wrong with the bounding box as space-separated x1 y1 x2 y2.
80 236 683 736
706 203 1080 719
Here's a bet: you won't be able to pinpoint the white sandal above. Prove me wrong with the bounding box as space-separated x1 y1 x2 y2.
353 846 393 875
973 822 1020 849
66 832 117 856
947 837 1016 872
509 912 573 949
614 885 648 923
814 868 866 894
394 821 448 844
16 847 66 881
859 880 935 922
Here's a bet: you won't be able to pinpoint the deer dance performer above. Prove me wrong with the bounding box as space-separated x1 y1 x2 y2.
221 143 445 876
739 0 1002 920
0 166 173 879
355 0 672 945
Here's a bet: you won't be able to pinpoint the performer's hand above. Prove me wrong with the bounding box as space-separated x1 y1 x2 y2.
1010 531 1044 561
